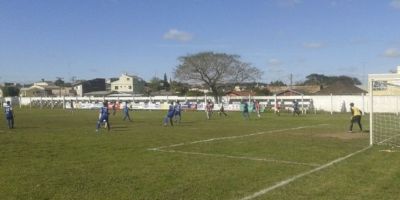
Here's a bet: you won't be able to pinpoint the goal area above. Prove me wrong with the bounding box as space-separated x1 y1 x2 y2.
369 73 400 147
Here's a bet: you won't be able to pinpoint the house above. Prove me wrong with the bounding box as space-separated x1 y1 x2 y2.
20 80 76 97
73 78 106 97
188 87 210 94
20 85 49 97
267 85 321 95
225 91 256 97
84 91 119 97
111 74 145 94
3 82 18 87
19 81 52 97
276 89 305 96
33 81 54 87
106 78 119 91
50 87 75 96
369 66 400 96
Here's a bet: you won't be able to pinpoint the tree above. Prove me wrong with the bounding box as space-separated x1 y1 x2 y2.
2 86 20 97
253 87 271 96
163 73 170 91
170 81 189 96
147 77 163 92
55 77 65 86
186 90 205 96
269 80 287 86
174 52 262 100
301 74 361 86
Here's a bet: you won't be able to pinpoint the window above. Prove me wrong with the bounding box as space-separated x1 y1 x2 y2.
129 86 132 89
372 81 387 91
115 86 119 90
127 78 130 81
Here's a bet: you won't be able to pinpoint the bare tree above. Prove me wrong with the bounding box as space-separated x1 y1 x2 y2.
174 52 263 100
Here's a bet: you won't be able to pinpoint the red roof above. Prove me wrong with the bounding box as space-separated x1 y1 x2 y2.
225 91 256 96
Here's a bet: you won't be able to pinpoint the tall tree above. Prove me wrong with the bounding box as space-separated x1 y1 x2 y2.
302 74 361 86
55 77 65 86
269 80 287 86
174 52 262 100
163 73 170 91
170 81 189 96
148 77 163 92
2 86 20 97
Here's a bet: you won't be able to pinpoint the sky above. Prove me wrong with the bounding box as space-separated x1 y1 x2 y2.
0 0 400 85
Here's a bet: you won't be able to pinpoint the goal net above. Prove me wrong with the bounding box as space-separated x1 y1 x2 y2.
369 73 400 147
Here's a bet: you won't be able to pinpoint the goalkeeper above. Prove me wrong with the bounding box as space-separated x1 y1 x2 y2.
349 102 363 133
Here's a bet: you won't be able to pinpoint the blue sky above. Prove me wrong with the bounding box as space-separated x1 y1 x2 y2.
1 0 399 85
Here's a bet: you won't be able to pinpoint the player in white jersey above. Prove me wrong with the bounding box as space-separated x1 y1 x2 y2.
174 101 182 123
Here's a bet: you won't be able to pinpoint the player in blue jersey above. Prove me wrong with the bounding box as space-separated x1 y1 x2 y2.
122 102 132 122
4 101 14 129
163 102 175 126
96 102 110 132
174 101 182 123
292 100 301 116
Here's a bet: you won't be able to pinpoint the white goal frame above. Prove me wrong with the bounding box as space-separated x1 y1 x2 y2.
368 73 400 146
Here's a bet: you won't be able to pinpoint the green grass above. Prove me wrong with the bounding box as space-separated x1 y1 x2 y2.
0 109 399 200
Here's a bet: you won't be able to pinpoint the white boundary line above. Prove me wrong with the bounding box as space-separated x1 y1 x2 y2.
239 146 372 200
148 124 328 151
152 149 321 167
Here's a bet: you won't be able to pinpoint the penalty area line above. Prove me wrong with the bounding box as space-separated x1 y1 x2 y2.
238 145 372 200
148 124 328 151
152 149 321 167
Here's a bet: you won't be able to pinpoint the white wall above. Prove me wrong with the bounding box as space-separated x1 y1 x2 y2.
73 85 83 97
13 94 399 113
312 95 368 113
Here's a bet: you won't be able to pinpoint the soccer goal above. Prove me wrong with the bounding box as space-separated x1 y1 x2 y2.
369 71 400 147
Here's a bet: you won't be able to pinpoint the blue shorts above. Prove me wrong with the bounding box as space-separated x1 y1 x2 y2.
167 112 174 118
99 116 109 122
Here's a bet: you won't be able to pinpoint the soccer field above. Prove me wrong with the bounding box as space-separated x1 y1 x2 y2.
1 109 399 200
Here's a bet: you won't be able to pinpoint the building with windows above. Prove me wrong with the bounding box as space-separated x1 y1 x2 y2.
369 66 400 96
111 74 145 94
73 78 106 97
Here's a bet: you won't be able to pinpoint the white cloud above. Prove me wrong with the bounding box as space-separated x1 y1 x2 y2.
163 29 193 42
277 0 302 7
303 42 324 49
383 48 400 58
390 0 400 9
267 58 283 66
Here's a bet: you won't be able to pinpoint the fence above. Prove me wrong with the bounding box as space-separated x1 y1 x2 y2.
0 93 393 114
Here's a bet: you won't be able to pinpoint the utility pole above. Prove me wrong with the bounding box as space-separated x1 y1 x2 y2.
289 73 293 89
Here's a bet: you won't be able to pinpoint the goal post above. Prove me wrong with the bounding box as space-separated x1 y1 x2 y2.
369 72 400 147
